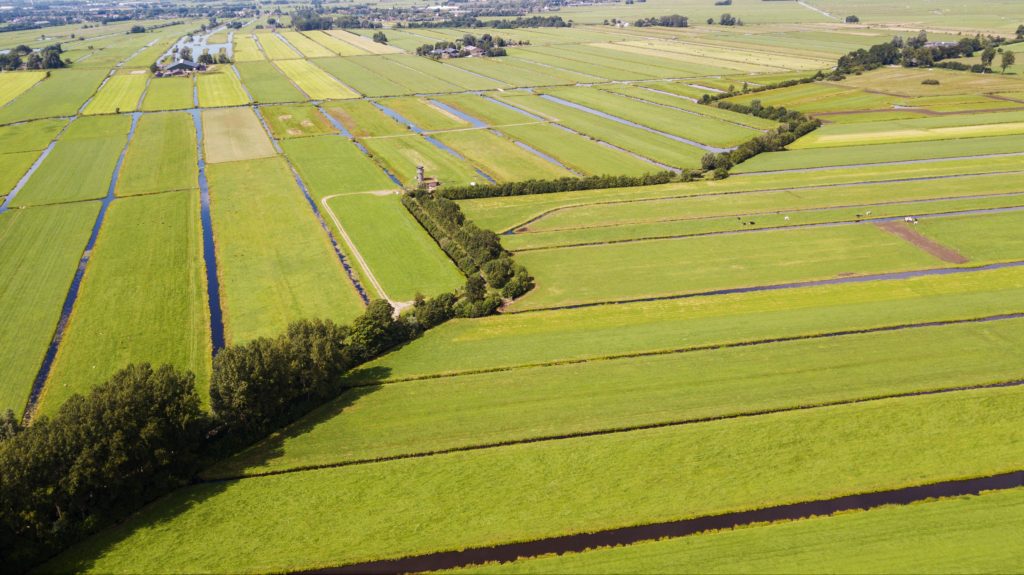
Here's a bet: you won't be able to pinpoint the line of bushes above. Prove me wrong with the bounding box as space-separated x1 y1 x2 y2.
0 295 476 572
402 189 534 302
700 101 821 177
437 171 677 200
699 72 822 103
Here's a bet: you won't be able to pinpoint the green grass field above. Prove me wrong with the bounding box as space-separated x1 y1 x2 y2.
378 97 470 132
0 151 39 199
0 68 110 124
323 193 464 301
210 315 1024 477
232 34 265 62
261 104 337 139
255 32 301 60
273 59 359 100
433 93 537 126
281 135 396 200
496 123 662 177
0 118 67 154
279 31 335 58
362 134 482 188
201 107 276 165
321 100 408 137
596 83 780 130
140 76 194 111
351 265 1024 383
207 157 366 343
302 30 368 56
234 61 304 104
13 115 130 206
37 191 211 416
495 91 705 169
311 57 408 97
43 385 1024 573
83 72 149 115
510 224 946 310
432 129 574 182
0 70 45 107
793 110 1024 148
0 202 99 415
117 112 198 196
196 67 250 108
463 487 1024 574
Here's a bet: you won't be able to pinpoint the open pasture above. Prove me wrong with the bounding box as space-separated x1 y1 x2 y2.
734 133 1024 173
346 55 461 94
279 31 335 59
302 30 368 56
140 76 194 111
497 123 660 177
378 96 470 132
261 104 337 139
196 67 250 108
323 193 465 302
274 58 360 100
833 66 1024 97
467 487 1024 574
0 71 45 107
312 57 409 98
384 54 508 91
510 223 953 311
0 118 67 154
232 34 265 62
38 191 210 416
0 68 109 124
596 83 780 130
362 134 482 188
281 135 396 200
211 315 1024 476
504 49 635 82
433 93 538 126
433 128 574 182
324 29 403 55
207 157 366 343
201 107 276 165
321 100 408 137
44 385 1024 573
255 32 302 60
794 110 1024 148
0 152 39 199
83 72 149 115
352 265 1024 383
117 112 197 196
0 202 99 416
13 115 130 207
918 210 1024 263
235 61 305 104
494 91 705 168
445 56 579 87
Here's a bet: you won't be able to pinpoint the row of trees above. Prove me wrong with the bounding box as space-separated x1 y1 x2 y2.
438 172 676 200
1 286 503 571
700 101 821 177
402 189 534 302
633 14 689 28
405 15 568 29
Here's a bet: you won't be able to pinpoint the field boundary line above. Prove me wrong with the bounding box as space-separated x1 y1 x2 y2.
204 377 1024 483
320 193 395 306
297 470 1024 574
735 151 1024 176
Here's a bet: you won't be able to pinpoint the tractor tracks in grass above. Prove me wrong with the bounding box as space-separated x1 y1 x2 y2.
298 471 1024 574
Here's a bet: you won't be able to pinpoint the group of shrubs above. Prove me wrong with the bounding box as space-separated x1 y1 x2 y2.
402 189 533 303
0 292 478 571
438 172 676 200
700 101 821 177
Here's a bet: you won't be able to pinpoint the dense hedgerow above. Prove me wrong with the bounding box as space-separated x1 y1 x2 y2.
439 171 676 200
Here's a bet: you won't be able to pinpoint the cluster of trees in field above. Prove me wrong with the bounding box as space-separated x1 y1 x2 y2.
835 31 1016 74
0 44 67 71
1 287 510 571
707 13 742 26
440 172 676 200
632 14 688 28
700 101 821 177
415 33 517 58
403 189 534 302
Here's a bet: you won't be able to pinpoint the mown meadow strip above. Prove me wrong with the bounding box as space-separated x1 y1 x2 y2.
196 67 251 108
362 135 482 188
13 115 131 206
82 72 149 115
201 107 276 165
495 123 658 177
116 112 198 196
511 224 942 311
234 61 304 104
140 76 195 112
209 315 1024 478
207 157 366 343
261 104 336 139
0 202 100 415
44 386 1024 573
0 70 46 107
432 129 573 182
0 69 109 124
38 191 211 416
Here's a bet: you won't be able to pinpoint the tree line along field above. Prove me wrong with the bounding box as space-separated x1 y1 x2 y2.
3 4 1024 572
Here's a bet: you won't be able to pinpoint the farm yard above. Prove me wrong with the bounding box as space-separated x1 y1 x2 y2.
2 1 1024 573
